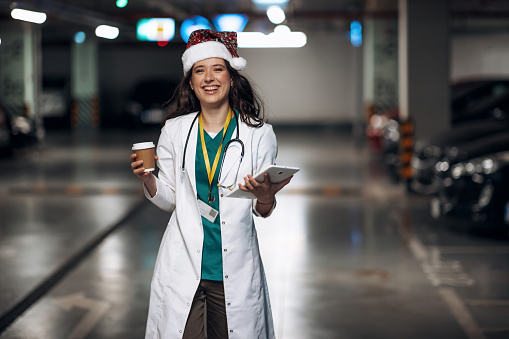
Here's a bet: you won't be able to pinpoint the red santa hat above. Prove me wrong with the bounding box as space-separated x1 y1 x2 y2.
182 29 247 75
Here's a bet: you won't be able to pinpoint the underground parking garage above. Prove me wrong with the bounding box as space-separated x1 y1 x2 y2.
1 1 509 338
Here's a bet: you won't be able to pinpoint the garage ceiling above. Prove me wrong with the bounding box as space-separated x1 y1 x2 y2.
1 0 509 43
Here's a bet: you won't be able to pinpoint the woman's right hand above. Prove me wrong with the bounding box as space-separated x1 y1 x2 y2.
130 153 158 183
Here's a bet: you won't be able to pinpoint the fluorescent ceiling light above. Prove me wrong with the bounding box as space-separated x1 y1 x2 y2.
266 6 285 24
11 8 47 24
95 25 119 39
238 25 306 48
116 0 128 8
252 0 289 4
213 14 248 32
74 31 86 44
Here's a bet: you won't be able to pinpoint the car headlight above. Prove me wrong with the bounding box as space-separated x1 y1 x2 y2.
451 163 464 179
423 145 441 158
435 160 450 173
370 114 387 129
478 183 494 208
12 116 32 135
448 151 509 179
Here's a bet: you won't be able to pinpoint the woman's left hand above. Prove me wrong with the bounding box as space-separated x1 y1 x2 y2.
239 173 293 204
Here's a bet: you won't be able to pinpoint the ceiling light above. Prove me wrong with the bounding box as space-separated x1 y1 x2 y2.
213 14 248 32
238 26 306 48
74 32 86 44
116 0 128 8
266 6 285 24
350 21 362 47
95 25 119 39
180 16 211 42
11 8 47 24
252 0 289 4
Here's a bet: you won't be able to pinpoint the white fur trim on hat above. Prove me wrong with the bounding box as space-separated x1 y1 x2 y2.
182 40 247 74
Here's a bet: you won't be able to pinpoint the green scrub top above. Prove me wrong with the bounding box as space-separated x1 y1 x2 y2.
195 112 237 281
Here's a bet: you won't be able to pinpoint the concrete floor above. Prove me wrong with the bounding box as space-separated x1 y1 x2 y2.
0 127 508 339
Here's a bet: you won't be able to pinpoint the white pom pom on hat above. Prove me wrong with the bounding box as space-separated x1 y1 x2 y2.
182 29 247 75
229 56 247 70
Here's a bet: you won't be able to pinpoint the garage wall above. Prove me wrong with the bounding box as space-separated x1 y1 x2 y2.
239 31 357 124
451 34 509 80
96 30 357 126
42 31 509 127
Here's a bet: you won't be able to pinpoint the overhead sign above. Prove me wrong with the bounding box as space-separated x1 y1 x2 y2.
137 18 176 42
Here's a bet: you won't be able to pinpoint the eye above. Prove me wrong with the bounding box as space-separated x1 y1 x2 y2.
214 67 225 72
194 68 204 74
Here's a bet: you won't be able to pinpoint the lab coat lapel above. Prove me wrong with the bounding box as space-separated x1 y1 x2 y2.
184 114 199 196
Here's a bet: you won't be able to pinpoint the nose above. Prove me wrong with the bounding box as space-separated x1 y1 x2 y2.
204 69 214 82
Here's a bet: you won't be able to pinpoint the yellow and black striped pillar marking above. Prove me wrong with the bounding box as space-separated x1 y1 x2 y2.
398 119 415 180
71 95 100 128
70 101 79 128
91 94 100 128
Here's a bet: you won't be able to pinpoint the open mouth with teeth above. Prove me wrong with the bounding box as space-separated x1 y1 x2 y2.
203 86 219 93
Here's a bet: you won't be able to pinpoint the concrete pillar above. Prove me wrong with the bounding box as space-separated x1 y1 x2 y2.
0 21 42 128
398 0 450 140
363 1 399 117
71 36 100 129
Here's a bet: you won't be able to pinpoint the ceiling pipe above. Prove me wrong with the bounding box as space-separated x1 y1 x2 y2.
146 0 190 21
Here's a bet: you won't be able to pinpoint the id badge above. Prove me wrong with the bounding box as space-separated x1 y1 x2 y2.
197 199 219 223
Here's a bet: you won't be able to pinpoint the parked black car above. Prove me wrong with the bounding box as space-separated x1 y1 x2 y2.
411 120 509 194
40 77 71 129
384 81 509 184
124 78 179 128
0 103 13 157
451 79 509 123
430 132 509 226
369 78 509 155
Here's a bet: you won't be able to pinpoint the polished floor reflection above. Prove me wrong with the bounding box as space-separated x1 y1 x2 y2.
0 127 508 339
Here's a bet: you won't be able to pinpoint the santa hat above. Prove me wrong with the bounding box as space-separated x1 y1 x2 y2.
182 29 247 75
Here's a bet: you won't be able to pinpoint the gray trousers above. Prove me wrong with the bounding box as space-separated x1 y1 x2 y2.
183 279 228 339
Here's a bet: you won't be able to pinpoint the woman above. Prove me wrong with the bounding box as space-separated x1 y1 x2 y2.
131 30 291 339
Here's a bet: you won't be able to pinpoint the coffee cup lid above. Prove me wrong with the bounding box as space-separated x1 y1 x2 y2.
132 142 155 150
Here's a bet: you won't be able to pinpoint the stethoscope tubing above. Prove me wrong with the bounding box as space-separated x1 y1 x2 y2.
181 111 243 173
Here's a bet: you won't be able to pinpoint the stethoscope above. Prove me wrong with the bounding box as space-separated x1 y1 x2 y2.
181 111 245 187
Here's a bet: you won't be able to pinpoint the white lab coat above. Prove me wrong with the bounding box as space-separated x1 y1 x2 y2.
144 112 277 339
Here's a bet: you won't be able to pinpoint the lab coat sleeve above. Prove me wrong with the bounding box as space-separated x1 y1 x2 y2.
252 124 278 218
144 124 176 212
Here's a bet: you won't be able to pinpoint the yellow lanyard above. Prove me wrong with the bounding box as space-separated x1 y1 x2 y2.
199 108 232 202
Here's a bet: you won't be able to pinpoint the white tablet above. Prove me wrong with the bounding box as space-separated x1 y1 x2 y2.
226 165 300 199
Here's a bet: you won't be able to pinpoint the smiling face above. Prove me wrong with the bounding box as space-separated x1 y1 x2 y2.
190 57 231 111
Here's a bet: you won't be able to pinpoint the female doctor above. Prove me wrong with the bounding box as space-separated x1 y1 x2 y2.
130 30 291 339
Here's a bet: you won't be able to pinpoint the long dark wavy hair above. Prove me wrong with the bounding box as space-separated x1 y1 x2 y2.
162 61 265 127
